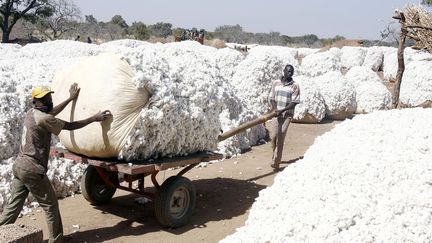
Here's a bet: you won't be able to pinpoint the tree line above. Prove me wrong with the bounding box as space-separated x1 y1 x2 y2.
2 0 431 46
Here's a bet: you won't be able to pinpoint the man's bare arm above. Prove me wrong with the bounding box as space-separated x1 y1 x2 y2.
50 83 80 116
63 110 111 131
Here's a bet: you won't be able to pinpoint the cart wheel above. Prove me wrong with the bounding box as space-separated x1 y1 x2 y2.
154 176 196 228
81 165 117 205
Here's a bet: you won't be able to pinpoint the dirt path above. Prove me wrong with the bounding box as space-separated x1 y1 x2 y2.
17 120 339 243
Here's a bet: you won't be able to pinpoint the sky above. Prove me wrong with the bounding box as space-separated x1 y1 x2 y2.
72 0 427 40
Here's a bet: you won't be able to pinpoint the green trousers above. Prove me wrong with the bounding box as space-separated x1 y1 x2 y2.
0 164 63 243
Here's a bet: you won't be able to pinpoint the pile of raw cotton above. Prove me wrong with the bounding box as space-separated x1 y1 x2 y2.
0 157 86 215
222 108 432 243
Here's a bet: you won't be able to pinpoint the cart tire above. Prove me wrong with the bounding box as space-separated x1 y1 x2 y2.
81 165 117 205
154 176 196 228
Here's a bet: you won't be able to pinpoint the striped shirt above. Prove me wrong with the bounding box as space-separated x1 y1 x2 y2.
268 79 300 111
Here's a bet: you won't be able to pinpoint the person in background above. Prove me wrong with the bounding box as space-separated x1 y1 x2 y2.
0 83 111 243
74 35 80 41
268 64 300 171
87 37 92 44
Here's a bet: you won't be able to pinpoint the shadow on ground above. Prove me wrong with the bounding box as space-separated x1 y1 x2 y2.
68 177 266 242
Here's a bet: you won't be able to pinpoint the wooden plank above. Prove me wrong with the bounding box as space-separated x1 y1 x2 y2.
51 148 223 175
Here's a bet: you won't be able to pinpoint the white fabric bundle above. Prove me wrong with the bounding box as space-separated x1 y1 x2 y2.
52 53 150 158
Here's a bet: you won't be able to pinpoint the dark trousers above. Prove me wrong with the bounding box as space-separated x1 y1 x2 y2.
0 165 63 243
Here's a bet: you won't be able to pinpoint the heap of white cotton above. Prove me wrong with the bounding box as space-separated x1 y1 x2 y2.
222 108 432 243
313 71 356 120
0 157 86 215
345 66 391 113
300 48 341 77
400 60 432 107
341 46 367 69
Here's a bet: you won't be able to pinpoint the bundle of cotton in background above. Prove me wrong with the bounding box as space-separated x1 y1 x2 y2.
362 46 384 72
299 48 342 77
313 71 356 120
222 108 432 243
345 66 391 113
340 46 367 69
292 75 326 123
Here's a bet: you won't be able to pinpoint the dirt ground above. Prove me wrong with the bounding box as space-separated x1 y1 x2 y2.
17 120 339 243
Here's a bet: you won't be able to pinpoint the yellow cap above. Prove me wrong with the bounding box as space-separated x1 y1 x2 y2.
31 86 54 99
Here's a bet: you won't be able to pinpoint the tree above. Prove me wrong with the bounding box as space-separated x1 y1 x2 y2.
110 14 128 37
129 21 149 40
85 14 97 25
0 0 53 43
110 14 128 28
35 0 81 40
148 22 172 38
214 24 245 43
421 0 432 6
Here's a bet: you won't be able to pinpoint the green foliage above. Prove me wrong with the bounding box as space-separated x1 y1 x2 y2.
148 22 172 38
422 0 432 6
0 0 53 42
85 14 97 24
172 27 184 38
111 15 128 28
213 24 245 43
130 21 149 40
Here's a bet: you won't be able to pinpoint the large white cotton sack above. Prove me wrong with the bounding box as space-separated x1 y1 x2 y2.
51 53 150 158
400 60 432 107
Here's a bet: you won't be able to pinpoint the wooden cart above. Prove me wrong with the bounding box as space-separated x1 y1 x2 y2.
52 106 289 227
